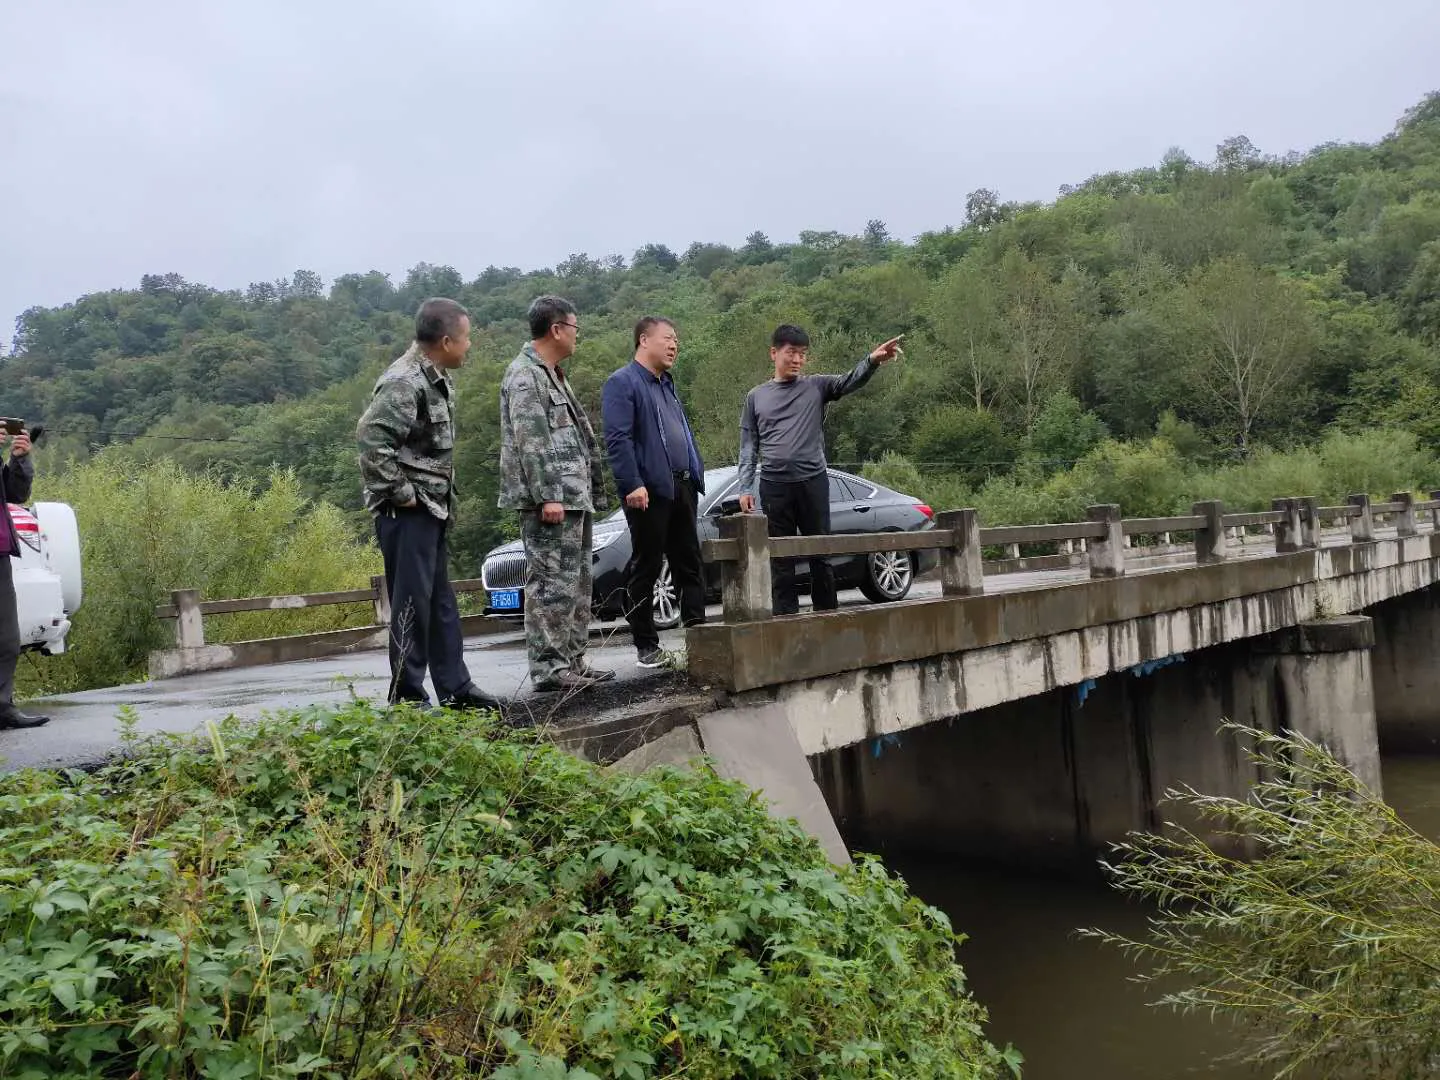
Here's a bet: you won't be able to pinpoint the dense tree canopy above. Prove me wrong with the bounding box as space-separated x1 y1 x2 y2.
5 92 1440 572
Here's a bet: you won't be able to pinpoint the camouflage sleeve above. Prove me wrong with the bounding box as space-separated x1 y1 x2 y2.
357 380 419 507
506 368 565 505
590 445 607 510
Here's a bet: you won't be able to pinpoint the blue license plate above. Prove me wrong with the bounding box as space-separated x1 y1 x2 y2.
490 589 521 611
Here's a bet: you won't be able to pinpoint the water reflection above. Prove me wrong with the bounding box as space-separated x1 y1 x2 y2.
881 754 1440 1080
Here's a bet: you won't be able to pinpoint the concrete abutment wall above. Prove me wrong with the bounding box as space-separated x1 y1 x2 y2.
1370 584 1440 751
812 617 1381 870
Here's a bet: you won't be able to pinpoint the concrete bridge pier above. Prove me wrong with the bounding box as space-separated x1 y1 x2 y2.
810 616 1382 871
1254 615 1382 796
1370 585 1440 751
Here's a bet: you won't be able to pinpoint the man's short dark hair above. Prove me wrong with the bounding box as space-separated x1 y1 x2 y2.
633 315 675 351
414 297 469 345
528 295 577 339
771 324 810 349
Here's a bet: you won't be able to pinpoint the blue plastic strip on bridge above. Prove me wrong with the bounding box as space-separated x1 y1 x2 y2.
871 733 903 759
1075 653 1188 708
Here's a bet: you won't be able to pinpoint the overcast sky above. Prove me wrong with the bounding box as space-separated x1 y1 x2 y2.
2 0 1437 349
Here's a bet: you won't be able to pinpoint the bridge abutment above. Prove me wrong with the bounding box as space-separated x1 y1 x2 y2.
1370 585 1440 751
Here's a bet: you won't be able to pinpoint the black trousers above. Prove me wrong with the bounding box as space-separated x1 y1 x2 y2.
623 477 706 652
0 556 19 722
374 508 473 705
761 473 836 615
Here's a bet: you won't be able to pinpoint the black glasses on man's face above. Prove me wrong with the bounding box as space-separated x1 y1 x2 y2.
556 321 579 333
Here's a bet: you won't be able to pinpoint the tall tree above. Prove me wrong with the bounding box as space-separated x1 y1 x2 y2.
997 251 1087 427
1178 257 1315 451
740 231 774 263
1215 134 1261 172
924 258 1007 411
632 243 679 272
965 189 1004 231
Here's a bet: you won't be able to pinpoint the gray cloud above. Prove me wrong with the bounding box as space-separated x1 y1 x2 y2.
2 0 1437 347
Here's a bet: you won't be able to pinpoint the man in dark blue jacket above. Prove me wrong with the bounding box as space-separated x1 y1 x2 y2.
601 316 706 667
0 424 47 729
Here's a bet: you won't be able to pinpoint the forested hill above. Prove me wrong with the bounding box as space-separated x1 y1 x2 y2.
5 93 1440 571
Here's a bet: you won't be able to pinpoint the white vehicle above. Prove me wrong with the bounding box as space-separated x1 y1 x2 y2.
7 502 82 654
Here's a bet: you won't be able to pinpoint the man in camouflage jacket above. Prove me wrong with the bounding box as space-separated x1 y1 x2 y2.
498 295 612 692
358 298 503 713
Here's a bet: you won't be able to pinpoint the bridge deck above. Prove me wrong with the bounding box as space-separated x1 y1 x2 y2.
2 524 1417 773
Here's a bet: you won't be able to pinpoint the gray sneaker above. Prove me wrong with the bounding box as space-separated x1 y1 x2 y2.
636 648 667 669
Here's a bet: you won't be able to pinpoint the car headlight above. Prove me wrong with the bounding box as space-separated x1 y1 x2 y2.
592 531 622 552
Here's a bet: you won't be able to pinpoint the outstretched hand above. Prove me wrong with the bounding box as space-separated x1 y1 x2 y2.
869 335 905 364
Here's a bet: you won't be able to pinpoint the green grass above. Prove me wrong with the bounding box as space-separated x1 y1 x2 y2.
0 703 1016 1079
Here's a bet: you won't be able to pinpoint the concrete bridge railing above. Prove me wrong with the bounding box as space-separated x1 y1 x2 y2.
700 490 1440 624
148 575 506 678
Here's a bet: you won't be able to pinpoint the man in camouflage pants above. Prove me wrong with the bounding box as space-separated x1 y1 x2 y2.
498 295 614 693
358 297 504 712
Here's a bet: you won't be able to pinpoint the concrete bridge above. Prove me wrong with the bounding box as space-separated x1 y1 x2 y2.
13 490 1440 872
666 491 1440 867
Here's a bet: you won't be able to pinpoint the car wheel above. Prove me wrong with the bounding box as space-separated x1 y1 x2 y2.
859 549 914 603
653 559 681 629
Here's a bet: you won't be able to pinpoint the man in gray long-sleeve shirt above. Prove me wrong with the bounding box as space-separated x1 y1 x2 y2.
738 324 904 615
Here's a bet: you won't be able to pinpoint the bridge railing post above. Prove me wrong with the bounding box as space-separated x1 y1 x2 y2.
1086 504 1125 578
719 513 773 622
1348 493 1375 543
936 508 984 596
172 588 205 649
1430 490 1440 531
1392 492 1418 538
371 574 391 625
1193 501 1227 564
1297 496 1321 548
1272 497 1303 553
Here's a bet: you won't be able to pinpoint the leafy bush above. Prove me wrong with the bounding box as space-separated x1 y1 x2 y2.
23 456 381 695
1022 393 1109 469
1197 428 1438 510
1315 426 1438 499
909 407 1020 488
1085 726 1440 1079
859 451 927 499
907 427 1439 526
0 704 1017 1079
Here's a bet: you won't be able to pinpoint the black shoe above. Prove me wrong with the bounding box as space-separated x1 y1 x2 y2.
636 648 667 669
572 661 615 682
441 689 507 713
0 712 49 730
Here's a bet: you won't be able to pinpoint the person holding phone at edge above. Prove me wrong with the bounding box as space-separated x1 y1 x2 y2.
737 326 905 616
0 420 48 729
